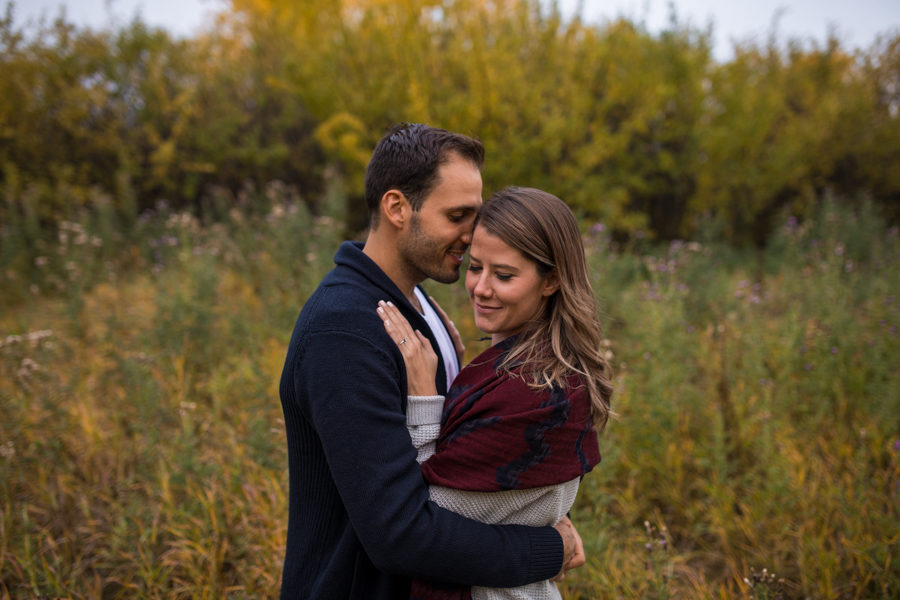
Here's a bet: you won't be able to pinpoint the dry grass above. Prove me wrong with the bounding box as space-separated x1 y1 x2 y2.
1 195 897 598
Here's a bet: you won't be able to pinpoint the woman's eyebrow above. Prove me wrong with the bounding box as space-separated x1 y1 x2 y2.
473 258 518 271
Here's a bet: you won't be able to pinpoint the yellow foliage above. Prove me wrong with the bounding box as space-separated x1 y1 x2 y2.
314 113 371 195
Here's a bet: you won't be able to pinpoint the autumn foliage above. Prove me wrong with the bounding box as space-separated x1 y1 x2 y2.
2 0 899 251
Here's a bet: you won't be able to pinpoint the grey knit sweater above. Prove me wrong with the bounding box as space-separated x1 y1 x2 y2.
407 395 580 600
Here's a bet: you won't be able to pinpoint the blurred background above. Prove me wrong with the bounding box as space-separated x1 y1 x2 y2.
1 1 898 598
18 0 900 62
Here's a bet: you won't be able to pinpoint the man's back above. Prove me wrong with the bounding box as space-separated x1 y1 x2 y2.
279 242 424 598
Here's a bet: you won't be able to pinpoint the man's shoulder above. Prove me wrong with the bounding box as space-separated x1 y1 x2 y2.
290 268 388 347
287 240 407 351
311 241 396 306
303 270 383 320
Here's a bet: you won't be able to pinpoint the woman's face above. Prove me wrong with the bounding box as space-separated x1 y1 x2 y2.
465 225 558 345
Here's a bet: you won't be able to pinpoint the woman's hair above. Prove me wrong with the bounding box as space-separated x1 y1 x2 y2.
476 186 613 430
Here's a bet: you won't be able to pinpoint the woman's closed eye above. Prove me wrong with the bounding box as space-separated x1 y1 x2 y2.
468 264 513 281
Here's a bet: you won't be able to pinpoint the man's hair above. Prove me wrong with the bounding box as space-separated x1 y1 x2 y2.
364 123 484 228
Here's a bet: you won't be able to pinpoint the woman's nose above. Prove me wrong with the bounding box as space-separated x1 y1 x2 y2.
473 273 491 297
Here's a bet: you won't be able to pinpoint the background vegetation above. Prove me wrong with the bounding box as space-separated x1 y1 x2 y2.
1 0 898 598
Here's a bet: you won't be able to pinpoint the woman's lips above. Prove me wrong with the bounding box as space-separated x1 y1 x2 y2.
474 302 500 313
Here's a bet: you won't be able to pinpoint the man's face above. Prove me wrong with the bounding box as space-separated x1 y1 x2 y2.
398 153 483 284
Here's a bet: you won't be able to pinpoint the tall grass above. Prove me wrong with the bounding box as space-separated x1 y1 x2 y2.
563 195 899 599
1 190 897 598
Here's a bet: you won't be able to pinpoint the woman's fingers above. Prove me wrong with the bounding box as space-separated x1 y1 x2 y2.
377 300 416 351
377 300 439 396
414 329 430 347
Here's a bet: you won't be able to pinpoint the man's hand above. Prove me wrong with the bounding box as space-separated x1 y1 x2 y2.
550 516 586 582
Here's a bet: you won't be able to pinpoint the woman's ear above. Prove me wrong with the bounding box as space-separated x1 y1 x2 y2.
381 189 409 229
542 270 560 296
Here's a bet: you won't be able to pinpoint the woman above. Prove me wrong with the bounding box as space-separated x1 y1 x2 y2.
377 187 613 599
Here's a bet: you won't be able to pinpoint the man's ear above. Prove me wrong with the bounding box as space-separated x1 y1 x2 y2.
381 189 409 229
542 270 560 296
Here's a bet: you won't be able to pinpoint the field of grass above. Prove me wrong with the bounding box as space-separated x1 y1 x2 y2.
1 189 897 598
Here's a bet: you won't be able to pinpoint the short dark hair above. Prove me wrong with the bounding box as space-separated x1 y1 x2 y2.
364 123 484 228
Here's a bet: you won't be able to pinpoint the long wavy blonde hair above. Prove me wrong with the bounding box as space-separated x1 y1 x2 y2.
476 186 613 430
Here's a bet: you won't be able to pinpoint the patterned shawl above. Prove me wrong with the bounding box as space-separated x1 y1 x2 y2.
421 336 601 491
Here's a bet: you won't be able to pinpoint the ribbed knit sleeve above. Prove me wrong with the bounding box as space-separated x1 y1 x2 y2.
407 395 444 463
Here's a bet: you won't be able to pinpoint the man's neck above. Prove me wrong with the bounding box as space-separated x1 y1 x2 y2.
362 235 422 312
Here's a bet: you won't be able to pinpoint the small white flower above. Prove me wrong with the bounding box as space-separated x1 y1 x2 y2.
0 441 15 459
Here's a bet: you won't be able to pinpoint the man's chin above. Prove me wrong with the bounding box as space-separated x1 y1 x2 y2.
429 267 462 285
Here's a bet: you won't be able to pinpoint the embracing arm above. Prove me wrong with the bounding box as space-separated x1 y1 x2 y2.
378 299 584 578
295 329 567 586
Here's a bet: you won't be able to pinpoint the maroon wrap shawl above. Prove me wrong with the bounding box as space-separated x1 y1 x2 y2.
410 337 602 600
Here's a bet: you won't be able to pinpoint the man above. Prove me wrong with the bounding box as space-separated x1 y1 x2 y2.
278 123 580 598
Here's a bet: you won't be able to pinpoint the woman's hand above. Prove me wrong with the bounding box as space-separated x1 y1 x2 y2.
377 300 439 396
429 295 465 366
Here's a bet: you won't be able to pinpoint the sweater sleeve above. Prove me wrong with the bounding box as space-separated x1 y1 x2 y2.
295 329 564 586
406 395 443 463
